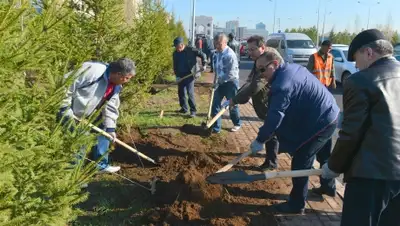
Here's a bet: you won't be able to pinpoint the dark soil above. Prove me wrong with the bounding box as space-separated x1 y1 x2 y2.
87 127 281 226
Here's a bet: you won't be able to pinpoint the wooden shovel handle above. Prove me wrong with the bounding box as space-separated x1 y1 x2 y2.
206 100 231 128
216 150 252 173
74 116 158 165
264 169 322 179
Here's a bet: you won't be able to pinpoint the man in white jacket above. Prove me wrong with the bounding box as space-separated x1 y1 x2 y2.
58 58 136 173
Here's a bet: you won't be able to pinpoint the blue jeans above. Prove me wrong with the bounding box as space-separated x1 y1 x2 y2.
57 111 111 169
265 135 279 168
92 134 111 169
211 80 241 132
341 178 400 226
178 76 196 113
288 121 337 210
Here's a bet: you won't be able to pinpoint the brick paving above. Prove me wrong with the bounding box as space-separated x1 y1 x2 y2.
218 102 344 226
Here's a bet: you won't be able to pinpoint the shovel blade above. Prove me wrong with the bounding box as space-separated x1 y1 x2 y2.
206 171 253 184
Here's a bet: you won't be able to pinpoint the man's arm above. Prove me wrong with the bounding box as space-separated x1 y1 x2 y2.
329 59 337 88
232 69 267 105
172 52 177 75
306 55 315 73
256 86 291 143
102 94 120 132
328 76 370 173
194 48 207 66
59 66 92 118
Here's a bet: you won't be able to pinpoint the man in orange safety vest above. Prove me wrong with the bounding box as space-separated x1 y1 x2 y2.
307 40 337 89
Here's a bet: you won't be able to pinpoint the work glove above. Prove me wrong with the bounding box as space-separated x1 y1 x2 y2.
321 163 340 179
108 132 117 143
250 139 264 155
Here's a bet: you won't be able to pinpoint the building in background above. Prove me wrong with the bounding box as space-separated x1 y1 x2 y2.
226 20 239 36
195 15 213 37
237 27 246 40
256 22 266 30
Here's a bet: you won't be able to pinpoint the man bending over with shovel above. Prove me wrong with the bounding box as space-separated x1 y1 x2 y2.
230 35 279 171
57 58 136 173
211 33 241 133
251 50 340 214
173 37 207 118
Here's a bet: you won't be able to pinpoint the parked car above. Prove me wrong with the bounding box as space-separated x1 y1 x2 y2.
394 43 400 56
266 32 317 66
330 44 357 84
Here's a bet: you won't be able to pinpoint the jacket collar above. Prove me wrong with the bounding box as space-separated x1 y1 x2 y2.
103 67 123 93
368 56 397 68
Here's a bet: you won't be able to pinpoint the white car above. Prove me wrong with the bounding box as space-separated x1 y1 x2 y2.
330 44 358 84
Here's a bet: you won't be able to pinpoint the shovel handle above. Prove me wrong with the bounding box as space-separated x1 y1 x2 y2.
216 150 252 173
156 70 202 93
74 116 158 165
264 169 322 179
206 101 230 129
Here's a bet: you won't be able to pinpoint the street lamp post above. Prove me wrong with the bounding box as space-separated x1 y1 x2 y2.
316 0 322 47
191 0 196 47
320 0 332 42
357 1 380 29
269 0 277 33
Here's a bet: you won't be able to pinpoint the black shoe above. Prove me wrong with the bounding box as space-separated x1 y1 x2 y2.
274 202 305 215
190 112 196 118
311 186 336 197
177 109 187 114
258 162 278 171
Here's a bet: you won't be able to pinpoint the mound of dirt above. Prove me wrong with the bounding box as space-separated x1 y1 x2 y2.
176 165 223 202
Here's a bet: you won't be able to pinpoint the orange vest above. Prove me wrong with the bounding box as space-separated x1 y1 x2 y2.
312 52 333 87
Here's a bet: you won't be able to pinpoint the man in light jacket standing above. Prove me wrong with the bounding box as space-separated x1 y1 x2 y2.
211 33 241 133
58 58 136 173
321 29 400 226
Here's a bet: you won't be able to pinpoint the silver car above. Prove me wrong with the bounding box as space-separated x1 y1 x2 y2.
330 44 358 84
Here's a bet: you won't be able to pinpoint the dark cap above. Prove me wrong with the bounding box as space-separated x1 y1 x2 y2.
173 37 184 47
321 40 332 46
348 29 387 61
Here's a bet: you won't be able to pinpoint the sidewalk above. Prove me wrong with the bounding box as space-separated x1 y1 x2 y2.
220 101 344 226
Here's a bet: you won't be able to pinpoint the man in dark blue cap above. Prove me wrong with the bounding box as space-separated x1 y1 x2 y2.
172 37 207 117
321 29 400 226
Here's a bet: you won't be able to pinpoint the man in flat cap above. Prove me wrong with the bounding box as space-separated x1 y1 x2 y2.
321 29 400 226
173 37 207 117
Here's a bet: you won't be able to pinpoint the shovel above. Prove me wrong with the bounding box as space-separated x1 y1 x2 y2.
74 116 159 165
204 100 231 129
201 70 218 128
216 150 252 173
206 169 322 184
152 70 202 94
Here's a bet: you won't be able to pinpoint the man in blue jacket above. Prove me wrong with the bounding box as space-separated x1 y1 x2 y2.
251 49 340 214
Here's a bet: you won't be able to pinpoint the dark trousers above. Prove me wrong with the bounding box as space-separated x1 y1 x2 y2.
265 136 279 168
211 80 241 132
178 76 196 113
288 121 337 210
341 178 400 226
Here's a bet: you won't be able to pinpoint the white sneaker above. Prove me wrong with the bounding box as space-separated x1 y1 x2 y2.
230 125 241 132
100 165 121 173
